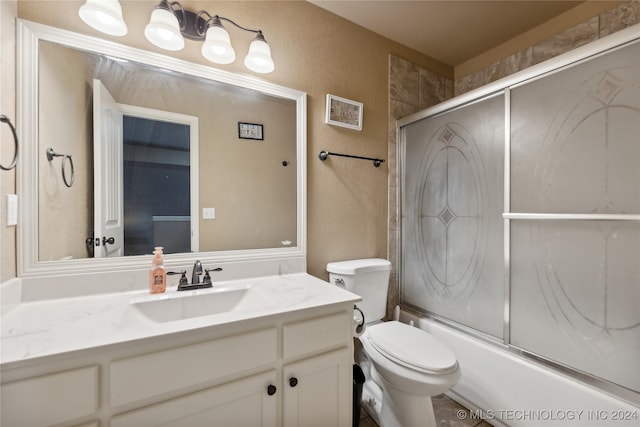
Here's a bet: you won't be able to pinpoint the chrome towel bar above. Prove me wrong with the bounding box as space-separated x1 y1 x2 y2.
318 150 385 167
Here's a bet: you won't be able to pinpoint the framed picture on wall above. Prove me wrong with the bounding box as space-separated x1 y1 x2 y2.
238 122 264 140
325 94 363 131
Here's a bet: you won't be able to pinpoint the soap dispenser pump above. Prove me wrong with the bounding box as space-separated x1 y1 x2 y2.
149 246 167 294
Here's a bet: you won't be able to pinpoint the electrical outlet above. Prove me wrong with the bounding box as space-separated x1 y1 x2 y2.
203 207 215 219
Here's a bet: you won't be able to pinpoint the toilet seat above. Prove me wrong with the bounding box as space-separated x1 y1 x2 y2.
367 321 458 374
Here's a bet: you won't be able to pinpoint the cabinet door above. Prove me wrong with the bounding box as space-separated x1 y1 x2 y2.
110 327 277 407
283 348 351 427
111 370 277 427
1 365 98 427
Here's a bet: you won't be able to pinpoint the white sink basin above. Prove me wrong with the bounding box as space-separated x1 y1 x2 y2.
130 279 317 323
133 285 251 323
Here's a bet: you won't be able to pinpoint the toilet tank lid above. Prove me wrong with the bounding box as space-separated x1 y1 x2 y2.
326 258 391 274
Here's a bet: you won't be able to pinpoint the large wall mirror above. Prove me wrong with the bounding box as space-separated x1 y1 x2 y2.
18 20 307 276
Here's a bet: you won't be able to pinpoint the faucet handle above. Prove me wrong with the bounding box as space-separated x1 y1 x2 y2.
168 270 188 289
203 267 223 286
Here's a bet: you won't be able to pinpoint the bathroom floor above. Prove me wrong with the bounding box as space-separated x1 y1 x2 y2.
358 394 493 427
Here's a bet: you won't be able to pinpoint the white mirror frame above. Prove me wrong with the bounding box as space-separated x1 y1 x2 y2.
17 20 307 277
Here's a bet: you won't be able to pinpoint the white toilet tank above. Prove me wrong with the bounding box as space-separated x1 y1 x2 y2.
326 258 392 323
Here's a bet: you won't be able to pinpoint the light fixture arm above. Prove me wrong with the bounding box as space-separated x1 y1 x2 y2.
196 10 264 40
217 16 263 37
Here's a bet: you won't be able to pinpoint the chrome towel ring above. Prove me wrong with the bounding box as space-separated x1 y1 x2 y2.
0 115 19 171
46 147 75 188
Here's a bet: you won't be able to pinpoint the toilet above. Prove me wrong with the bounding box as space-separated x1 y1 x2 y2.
327 258 460 427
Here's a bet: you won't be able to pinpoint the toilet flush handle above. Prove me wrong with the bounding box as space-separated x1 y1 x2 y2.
354 305 365 334
333 277 345 287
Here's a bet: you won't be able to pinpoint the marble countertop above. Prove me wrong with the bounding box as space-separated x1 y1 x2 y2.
1 273 360 367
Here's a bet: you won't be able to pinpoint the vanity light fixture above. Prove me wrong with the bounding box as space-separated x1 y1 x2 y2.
145 0 274 73
78 0 128 37
79 0 274 73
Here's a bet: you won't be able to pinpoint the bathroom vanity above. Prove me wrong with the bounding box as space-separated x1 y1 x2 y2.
1 274 360 426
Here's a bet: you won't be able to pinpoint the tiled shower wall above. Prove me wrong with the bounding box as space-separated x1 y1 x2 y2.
387 0 640 318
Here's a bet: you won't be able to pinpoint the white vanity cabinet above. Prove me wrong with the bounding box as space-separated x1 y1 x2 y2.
1 304 354 427
0 365 99 427
109 327 279 427
111 370 279 427
281 312 353 427
282 348 351 427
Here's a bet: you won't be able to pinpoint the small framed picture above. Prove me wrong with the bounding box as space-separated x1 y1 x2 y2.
325 94 363 131
238 122 264 140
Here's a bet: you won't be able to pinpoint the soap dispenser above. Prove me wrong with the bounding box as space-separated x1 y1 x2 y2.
149 247 167 294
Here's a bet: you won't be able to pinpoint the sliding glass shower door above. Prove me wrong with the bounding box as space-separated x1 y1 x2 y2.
508 42 640 393
400 38 639 394
401 94 506 339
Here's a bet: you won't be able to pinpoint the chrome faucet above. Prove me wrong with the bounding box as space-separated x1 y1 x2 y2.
191 260 203 284
167 260 222 291
169 262 223 291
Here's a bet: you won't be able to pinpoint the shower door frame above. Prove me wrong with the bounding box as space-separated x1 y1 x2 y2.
396 23 640 405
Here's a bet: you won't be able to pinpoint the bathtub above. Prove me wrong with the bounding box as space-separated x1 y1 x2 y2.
400 310 639 427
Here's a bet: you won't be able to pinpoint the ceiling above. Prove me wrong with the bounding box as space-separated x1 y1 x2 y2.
310 1 586 67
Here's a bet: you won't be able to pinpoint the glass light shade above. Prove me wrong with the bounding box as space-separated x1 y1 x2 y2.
78 0 128 36
201 25 236 64
144 7 185 51
244 38 274 74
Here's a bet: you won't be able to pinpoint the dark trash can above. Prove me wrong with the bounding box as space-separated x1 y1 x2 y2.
352 364 366 427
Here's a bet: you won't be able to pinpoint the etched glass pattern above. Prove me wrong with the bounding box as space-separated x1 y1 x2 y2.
402 94 505 338
511 220 639 391
510 42 639 392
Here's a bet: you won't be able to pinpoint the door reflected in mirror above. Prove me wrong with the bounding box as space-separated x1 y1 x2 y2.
122 115 193 256
91 80 199 258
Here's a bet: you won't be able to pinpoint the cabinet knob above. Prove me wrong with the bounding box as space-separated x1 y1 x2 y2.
289 377 298 387
267 384 277 396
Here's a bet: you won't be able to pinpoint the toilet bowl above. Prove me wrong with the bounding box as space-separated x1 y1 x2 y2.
359 321 460 426
327 259 460 427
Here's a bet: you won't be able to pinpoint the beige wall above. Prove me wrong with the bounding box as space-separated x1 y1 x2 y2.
1 1 17 282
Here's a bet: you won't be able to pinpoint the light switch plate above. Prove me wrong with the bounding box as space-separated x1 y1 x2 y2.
202 207 215 219
6 194 17 226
